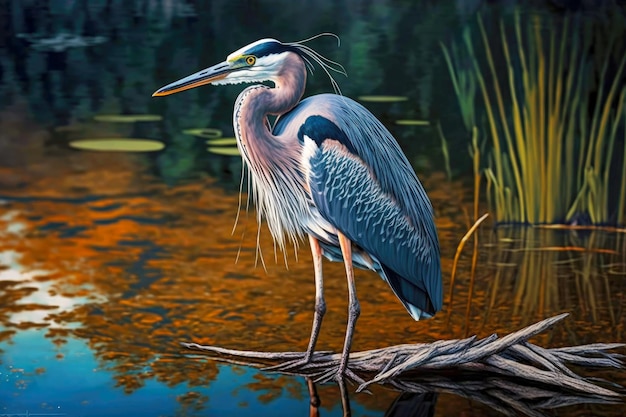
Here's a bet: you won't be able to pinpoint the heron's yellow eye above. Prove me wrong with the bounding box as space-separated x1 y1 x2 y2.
246 56 256 66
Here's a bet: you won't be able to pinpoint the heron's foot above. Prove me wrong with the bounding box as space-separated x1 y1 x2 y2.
313 364 364 385
337 366 364 385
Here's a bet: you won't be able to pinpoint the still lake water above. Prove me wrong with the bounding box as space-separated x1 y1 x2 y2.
1 1 625 416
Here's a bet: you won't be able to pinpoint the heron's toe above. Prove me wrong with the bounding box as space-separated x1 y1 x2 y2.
263 357 312 372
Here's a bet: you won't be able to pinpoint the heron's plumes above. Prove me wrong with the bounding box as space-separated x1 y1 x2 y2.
285 33 347 96
293 32 342 47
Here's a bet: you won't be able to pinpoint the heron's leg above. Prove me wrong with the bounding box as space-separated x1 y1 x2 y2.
337 232 360 378
304 234 326 362
306 377 321 417
337 376 352 417
264 237 324 372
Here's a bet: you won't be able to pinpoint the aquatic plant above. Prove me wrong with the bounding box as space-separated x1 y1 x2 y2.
443 11 626 225
435 121 453 180
69 138 165 152
206 147 240 156
182 128 223 139
94 114 163 123
357 95 408 103
206 138 237 146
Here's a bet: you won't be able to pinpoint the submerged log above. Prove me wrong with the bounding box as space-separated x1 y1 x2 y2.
181 313 624 402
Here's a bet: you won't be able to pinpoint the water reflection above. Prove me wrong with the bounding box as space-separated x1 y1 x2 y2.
383 392 437 417
0 0 489 182
16 33 108 52
475 227 625 340
313 374 623 417
0 166 624 415
1 0 625 415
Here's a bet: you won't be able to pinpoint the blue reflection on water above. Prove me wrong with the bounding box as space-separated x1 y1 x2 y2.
1 330 365 417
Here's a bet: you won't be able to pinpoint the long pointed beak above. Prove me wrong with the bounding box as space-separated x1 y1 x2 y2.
152 61 232 97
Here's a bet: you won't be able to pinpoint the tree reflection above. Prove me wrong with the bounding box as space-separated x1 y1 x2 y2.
0 0 475 182
0 161 460 414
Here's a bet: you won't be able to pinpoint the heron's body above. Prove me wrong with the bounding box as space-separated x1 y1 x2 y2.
256 92 441 319
153 36 442 380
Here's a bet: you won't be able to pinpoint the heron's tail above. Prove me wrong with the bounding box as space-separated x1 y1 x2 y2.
405 303 434 321
379 264 438 321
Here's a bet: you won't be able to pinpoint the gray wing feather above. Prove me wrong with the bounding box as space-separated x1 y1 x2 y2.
308 142 442 313
318 95 441 313
282 95 439 252
277 93 442 313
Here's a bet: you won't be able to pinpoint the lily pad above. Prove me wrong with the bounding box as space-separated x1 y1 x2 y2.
207 147 240 156
93 114 162 123
358 96 408 103
206 138 237 146
183 128 222 139
69 139 165 152
396 119 430 126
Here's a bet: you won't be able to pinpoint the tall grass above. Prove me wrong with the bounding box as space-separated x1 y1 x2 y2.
442 11 626 225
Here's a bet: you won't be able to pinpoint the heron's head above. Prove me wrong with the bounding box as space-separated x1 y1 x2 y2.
152 35 344 97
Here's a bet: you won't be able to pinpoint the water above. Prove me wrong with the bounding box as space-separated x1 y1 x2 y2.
0 1 625 416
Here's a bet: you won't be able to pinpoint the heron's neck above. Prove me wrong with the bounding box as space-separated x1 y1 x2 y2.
233 55 309 251
235 54 306 161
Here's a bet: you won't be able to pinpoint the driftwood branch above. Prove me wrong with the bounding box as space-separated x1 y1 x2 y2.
182 313 624 406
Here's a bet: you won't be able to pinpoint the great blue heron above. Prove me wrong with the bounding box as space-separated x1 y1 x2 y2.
153 35 442 380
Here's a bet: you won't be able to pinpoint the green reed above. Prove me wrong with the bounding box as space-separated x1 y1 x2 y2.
443 11 626 224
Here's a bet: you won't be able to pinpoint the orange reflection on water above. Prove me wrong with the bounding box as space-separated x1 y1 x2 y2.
0 139 624 414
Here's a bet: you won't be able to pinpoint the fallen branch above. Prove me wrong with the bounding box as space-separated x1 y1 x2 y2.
181 313 624 401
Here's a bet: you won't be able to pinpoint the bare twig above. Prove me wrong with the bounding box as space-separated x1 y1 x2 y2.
447 212 490 315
